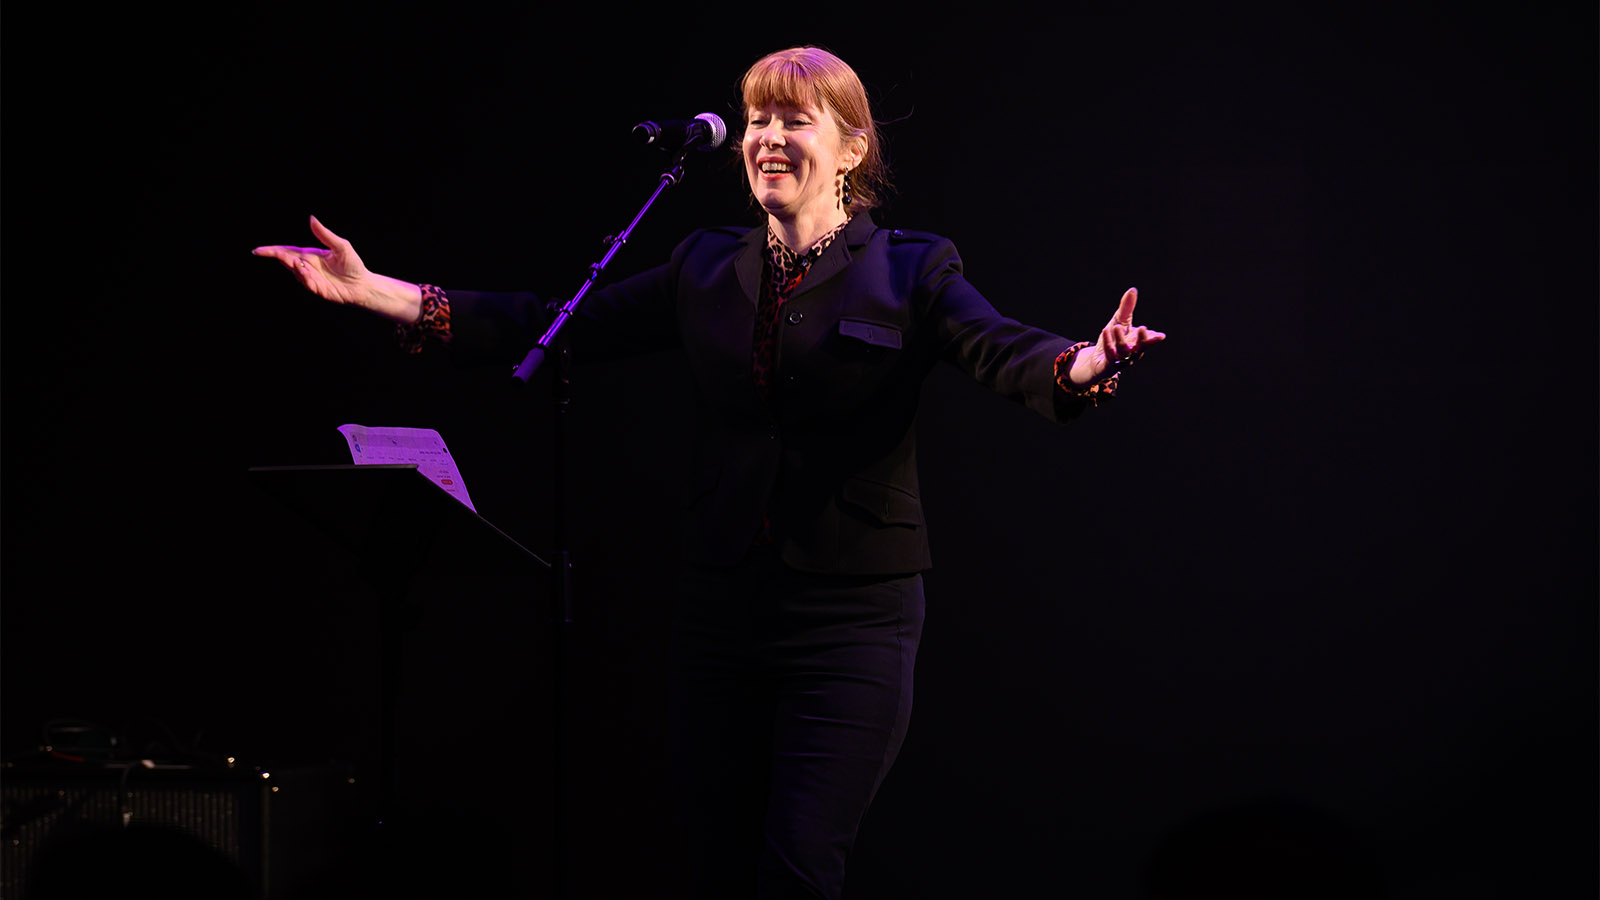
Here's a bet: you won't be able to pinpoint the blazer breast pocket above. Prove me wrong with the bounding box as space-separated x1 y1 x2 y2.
838 317 903 349
832 317 904 364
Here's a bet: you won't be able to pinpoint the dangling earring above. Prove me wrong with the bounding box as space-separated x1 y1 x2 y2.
840 169 854 209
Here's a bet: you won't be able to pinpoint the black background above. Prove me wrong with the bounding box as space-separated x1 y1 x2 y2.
4 4 1595 898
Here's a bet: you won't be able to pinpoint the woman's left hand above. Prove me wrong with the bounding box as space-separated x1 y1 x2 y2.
1068 287 1167 385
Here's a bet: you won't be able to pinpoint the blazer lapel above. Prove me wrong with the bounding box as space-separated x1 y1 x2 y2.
791 214 877 301
735 214 880 305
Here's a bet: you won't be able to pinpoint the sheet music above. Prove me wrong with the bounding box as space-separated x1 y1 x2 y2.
336 424 476 512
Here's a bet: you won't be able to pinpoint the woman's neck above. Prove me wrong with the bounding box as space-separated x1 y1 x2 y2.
768 208 851 254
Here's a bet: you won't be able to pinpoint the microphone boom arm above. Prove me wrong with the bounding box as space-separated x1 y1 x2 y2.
511 145 695 383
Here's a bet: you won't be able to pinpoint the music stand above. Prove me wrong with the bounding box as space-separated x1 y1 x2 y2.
246 464 550 826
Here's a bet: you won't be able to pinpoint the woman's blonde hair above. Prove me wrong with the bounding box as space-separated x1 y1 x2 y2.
739 46 890 215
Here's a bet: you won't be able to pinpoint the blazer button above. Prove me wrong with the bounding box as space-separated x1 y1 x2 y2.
786 309 805 325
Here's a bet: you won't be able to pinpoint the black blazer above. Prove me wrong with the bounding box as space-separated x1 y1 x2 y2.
448 214 1089 575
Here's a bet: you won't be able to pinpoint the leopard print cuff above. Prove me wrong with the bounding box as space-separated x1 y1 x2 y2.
395 284 452 354
1055 341 1119 407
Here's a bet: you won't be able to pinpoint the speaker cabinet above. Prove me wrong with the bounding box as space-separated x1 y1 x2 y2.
1 760 366 899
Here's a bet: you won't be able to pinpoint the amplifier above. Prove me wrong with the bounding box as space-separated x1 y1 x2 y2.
1 760 366 899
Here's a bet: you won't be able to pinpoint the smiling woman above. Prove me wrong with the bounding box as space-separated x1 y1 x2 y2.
251 44 1166 900
744 102 856 234
737 46 889 251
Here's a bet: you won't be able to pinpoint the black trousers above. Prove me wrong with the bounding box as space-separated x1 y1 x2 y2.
668 544 926 899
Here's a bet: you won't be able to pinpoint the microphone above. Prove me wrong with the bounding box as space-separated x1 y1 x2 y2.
632 112 728 151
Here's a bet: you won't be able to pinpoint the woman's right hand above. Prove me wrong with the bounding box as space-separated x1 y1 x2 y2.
252 215 422 324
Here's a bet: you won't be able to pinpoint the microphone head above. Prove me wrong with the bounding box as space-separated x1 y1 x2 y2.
692 112 728 151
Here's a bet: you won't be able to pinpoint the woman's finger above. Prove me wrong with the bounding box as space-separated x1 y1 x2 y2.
1112 287 1138 327
1131 324 1158 353
1132 327 1167 352
1099 326 1115 361
253 244 328 263
250 245 294 264
309 215 356 259
309 215 338 247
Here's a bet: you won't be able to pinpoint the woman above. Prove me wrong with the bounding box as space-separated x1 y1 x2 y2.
254 45 1164 900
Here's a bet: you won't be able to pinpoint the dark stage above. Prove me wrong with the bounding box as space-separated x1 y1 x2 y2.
3 5 1595 898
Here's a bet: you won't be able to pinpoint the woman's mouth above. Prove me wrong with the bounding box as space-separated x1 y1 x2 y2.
758 159 795 180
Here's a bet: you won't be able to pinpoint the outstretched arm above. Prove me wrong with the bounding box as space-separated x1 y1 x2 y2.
252 215 424 324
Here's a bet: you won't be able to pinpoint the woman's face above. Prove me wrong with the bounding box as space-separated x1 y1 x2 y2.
743 100 860 225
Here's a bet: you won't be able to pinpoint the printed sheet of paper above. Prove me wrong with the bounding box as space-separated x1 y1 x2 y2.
337 424 476 512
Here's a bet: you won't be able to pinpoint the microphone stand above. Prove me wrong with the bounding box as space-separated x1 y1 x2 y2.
511 137 705 900
512 140 700 383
